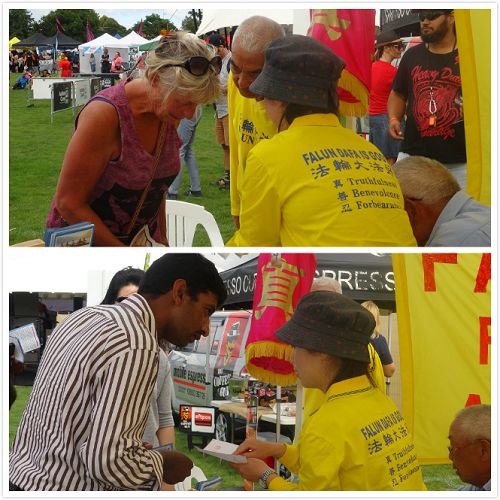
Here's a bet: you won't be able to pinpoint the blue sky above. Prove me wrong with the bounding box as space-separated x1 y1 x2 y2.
29 8 190 30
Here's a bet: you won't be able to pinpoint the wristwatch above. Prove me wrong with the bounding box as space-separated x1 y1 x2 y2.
258 468 277 489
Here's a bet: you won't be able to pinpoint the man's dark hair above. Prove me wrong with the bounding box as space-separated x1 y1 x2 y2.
101 267 145 305
139 254 227 307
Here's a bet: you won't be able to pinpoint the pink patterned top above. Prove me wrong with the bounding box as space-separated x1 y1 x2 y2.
47 79 181 245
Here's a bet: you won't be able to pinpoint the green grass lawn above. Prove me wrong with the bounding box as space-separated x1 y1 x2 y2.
8 74 234 246
10 384 464 491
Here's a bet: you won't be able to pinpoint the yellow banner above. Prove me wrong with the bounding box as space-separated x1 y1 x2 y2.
393 253 491 464
455 9 491 205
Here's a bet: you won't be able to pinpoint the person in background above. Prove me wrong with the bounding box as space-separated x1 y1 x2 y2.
448 404 490 491
9 254 227 491
227 34 416 247
167 105 204 199
393 156 490 246
89 53 96 73
12 72 30 90
46 33 221 246
361 301 396 378
58 52 72 77
387 10 466 187
208 33 232 190
100 266 145 305
101 48 111 73
31 50 39 75
369 30 405 164
231 292 426 491
112 51 123 73
101 266 176 491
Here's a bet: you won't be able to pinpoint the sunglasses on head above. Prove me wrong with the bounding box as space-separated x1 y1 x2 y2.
164 56 222 76
419 11 449 22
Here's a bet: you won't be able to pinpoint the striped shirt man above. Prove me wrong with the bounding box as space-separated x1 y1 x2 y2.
10 294 164 491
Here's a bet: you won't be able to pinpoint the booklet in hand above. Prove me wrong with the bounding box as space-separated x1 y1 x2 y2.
44 222 94 247
196 439 247 464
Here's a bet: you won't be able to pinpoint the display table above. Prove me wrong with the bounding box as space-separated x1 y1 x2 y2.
211 400 296 442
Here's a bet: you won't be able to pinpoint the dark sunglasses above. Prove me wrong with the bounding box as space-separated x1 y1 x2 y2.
419 11 448 22
164 56 222 76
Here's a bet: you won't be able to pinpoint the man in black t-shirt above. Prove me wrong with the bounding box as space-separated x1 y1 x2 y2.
387 10 466 187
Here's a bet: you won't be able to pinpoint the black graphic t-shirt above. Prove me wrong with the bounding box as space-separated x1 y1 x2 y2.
392 43 466 163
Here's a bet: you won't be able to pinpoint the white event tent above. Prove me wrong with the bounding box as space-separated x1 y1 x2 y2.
78 31 149 74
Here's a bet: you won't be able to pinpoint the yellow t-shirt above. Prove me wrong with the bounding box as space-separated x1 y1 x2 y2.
269 375 427 491
226 113 416 246
227 76 276 217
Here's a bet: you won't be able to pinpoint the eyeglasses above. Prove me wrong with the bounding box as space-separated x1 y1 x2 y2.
164 56 222 76
448 439 488 456
419 11 449 22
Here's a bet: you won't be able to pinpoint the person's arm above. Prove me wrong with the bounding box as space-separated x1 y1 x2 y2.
227 78 240 225
374 336 396 378
383 363 396 377
234 437 286 460
156 354 175 447
226 151 281 246
387 90 406 140
53 100 126 246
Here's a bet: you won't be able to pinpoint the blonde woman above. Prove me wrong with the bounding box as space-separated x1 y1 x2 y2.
361 300 396 377
47 33 221 246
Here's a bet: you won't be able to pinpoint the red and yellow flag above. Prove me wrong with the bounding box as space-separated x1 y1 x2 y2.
245 253 316 385
308 9 375 116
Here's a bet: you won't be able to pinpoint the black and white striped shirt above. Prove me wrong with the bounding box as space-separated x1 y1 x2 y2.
9 294 164 491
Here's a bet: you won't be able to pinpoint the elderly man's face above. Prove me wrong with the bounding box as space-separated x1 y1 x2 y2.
402 198 436 246
230 43 265 99
448 419 490 487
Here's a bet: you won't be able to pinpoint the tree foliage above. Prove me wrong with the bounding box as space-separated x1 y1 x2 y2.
33 9 100 42
181 10 203 34
98 15 127 37
131 14 176 38
9 9 35 39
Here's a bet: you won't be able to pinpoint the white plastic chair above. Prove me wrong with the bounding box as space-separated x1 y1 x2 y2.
166 200 224 247
175 465 207 491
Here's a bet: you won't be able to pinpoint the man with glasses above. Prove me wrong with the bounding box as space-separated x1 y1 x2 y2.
227 16 285 229
9 254 227 490
387 10 467 188
448 404 491 491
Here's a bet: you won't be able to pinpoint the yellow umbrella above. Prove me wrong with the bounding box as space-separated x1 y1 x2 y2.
9 37 20 49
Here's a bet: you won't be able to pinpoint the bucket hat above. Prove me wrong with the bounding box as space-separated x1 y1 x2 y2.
274 291 374 362
249 34 345 109
375 30 402 49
